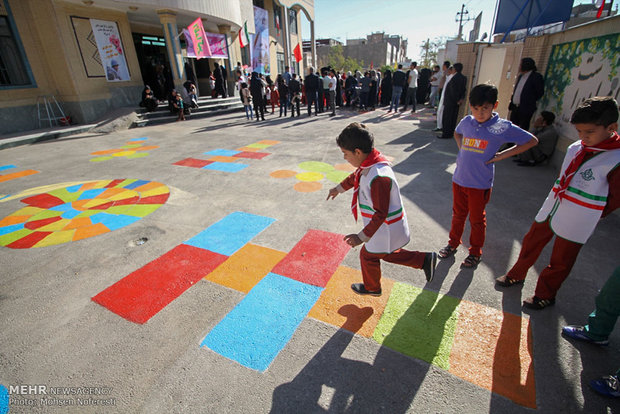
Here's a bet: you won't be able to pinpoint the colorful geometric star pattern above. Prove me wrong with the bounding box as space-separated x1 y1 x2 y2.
90 137 158 162
270 161 356 192
0 179 169 248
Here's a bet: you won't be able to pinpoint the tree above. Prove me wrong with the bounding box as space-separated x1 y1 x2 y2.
327 44 363 73
419 37 447 68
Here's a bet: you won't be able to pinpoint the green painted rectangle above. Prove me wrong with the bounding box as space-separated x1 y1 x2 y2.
373 283 460 370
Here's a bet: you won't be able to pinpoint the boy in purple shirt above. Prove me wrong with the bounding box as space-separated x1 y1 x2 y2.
438 84 538 268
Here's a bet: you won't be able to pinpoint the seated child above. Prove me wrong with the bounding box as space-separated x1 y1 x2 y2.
327 122 437 296
496 96 620 309
516 111 558 166
438 84 537 268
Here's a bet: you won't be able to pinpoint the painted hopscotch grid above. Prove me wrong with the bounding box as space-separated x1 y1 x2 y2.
173 140 280 173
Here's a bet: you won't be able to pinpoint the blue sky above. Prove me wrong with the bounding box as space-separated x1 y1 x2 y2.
300 0 595 61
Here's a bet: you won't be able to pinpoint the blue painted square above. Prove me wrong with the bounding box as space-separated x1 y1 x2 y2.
0 165 16 171
89 213 141 231
0 385 8 414
202 162 248 173
66 184 83 193
201 273 323 372
124 179 150 190
130 137 148 141
49 203 74 212
61 209 84 219
204 149 241 157
78 189 106 200
183 211 275 255
0 223 24 235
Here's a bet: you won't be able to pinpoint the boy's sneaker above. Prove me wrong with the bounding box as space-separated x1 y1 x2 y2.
351 283 382 296
422 252 437 282
561 325 609 346
590 375 620 398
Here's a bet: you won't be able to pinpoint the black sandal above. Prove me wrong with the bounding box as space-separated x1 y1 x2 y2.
495 275 524 287
523 296 555 310
438 245 457 259
461 254 481 269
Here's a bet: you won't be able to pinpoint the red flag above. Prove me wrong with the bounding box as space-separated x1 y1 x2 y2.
276 14 281 36
596 0 606 18
293 43 302 63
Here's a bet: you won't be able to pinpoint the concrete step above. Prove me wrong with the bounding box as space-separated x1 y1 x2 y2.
137 100 243 121
131 105 244 128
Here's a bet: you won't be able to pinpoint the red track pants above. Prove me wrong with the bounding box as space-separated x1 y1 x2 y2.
360 245 426 291
448 182 492 256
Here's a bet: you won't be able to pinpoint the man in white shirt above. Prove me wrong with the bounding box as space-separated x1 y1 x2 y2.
328 70 337 116
402 62 418 113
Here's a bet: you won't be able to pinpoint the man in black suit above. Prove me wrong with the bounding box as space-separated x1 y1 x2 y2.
508 57 544 131
439 62 467 139
305 67 319 116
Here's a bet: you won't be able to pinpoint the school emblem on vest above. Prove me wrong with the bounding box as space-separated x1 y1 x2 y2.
580 168 595 181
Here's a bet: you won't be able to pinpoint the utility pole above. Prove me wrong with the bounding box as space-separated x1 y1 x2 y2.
456 4 474 40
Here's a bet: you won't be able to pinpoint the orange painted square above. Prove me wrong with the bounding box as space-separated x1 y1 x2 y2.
449 300 536 409
91 149 122 156
80 181 112 190
0 215 31 227
308 266 394 338
63 217 92 230
132 181 162 193
255 140 280 146
204 243 287 293
0 170 39 183
236 147 260 152
207 155 240 163
133 145 159 151
72 223 110 241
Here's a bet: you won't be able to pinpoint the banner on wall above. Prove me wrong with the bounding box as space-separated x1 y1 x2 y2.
204 32 229 58
186 18 211 59
252 6 270 74
90 19 130 82
540 33 620 140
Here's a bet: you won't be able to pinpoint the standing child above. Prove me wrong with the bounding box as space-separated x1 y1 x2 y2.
327 123 437 296
240 82 253 120
496 97 620 309
438 84 537 268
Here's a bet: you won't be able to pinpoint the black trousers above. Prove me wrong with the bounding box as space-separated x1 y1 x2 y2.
307 91 318 115
442 103 460 137
510 107 535 131
252 95 264 120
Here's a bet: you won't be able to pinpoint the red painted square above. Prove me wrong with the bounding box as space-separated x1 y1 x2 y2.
8 231 51 248
21 193 65 209
173 158 214 168
92 244 228 324
234 151 270 160
271 229 351 287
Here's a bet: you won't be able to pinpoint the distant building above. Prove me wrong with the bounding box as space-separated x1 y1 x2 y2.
313 32 407 70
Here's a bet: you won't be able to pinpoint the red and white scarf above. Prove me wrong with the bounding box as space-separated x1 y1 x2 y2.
351 148 390 220
555 132 620 200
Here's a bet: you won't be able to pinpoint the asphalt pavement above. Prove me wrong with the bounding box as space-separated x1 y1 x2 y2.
0 105 618 413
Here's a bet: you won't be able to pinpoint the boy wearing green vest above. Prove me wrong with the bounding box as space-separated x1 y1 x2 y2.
327 122 437 296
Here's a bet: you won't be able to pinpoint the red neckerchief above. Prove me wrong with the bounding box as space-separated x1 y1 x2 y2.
556 132 620 200
351 149 390 220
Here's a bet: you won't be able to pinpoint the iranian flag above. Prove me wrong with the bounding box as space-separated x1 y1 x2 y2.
239 21 250 48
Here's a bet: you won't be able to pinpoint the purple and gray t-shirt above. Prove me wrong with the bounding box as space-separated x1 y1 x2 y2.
453 113 533 189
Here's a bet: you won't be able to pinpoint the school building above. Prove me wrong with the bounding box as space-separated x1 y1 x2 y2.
0 0 315 135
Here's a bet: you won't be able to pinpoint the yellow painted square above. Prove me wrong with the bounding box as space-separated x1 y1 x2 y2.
204 243 287 293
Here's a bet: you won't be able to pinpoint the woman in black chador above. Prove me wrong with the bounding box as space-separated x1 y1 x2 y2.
380 70 392 106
